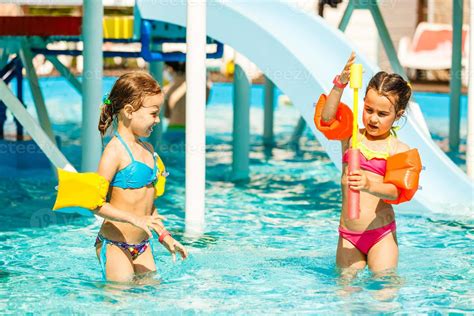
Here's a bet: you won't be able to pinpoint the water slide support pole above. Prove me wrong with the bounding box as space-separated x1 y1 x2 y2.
81 0 103 171
185 0 207 235
232 61 251 181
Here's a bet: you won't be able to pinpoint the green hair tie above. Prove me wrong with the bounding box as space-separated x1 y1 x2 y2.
102 94 111 106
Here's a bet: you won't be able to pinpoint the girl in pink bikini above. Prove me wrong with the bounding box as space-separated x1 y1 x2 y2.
314 52 422 274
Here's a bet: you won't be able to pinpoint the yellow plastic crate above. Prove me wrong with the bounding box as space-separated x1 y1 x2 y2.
103 16 134 39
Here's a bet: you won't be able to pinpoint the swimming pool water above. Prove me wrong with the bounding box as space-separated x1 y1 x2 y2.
0 78 472 314
414 91 468 140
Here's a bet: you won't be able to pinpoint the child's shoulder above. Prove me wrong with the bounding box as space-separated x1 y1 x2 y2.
97 137 122 179
102 136 121 156
102 136 138 165
392 138 410 155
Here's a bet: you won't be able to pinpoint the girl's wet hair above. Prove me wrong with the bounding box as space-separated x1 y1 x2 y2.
365 71 412 114
98 71 162 136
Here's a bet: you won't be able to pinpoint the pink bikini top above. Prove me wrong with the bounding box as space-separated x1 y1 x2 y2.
342 131 394 176
342 150 387 176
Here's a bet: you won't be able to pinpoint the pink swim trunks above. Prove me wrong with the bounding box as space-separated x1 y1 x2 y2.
338 221 396 255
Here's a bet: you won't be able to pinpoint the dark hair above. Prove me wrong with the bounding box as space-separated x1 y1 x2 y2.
98 71 162 136
165 61 186 75
365 71 412 113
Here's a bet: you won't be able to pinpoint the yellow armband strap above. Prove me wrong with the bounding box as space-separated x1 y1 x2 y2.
314 94 353 140
383 149 422 204
154 153 167 199
52 168 109 211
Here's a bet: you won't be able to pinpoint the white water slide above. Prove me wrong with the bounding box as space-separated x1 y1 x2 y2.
137 0 473 218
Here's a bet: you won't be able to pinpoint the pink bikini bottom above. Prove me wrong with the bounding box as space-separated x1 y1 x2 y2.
339 221 396 255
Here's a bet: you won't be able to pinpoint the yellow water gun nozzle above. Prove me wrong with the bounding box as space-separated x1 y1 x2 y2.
350 64 363 89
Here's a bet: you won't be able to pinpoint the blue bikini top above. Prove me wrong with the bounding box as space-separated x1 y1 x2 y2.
110 132 157 189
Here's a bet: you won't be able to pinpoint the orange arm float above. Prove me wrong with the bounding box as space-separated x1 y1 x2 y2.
383 149 422 204
314 94 353 140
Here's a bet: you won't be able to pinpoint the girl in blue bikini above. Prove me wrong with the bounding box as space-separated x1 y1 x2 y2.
94 72 187 282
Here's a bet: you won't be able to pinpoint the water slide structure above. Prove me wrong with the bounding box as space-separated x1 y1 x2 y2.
136 0 473 218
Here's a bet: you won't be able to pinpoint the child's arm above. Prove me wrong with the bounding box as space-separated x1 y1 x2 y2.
93 142 165 237
144 141 188 261
368 183 399 201
348 169 399 200
313 53 355 143
154 205 188 261
321 52 355 123
348 142 413 201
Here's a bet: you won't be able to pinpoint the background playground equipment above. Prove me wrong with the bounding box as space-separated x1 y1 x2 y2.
0 11 223 168
0 15 223 60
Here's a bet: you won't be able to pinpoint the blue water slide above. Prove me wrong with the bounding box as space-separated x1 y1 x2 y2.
137 0 473 218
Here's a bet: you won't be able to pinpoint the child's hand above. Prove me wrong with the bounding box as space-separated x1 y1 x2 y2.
133 214 166 238
161 235 188 262
348 169 371 193
339 52 356 85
